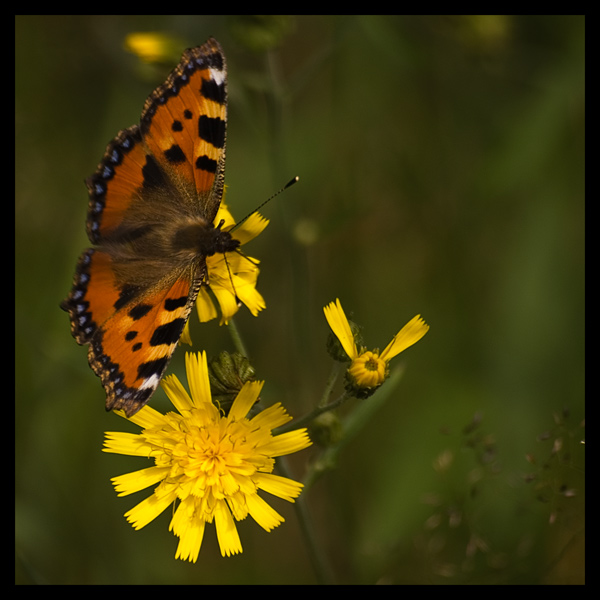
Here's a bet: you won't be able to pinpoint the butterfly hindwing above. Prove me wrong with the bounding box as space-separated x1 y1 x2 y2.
62 245 205 415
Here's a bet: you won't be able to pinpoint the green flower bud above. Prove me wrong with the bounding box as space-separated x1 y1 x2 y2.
309 411 344 447
208 351 256 414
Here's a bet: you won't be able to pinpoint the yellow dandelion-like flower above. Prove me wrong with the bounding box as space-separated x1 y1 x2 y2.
191 199 268 333
103 351 311 562
323 298 429 397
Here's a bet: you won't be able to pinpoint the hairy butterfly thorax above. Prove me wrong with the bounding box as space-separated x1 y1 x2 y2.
171 217 240 258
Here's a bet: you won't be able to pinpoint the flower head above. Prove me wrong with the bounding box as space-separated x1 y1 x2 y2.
124 32 183 64
187 197 268 338
103 351 311 562
324 298 429 398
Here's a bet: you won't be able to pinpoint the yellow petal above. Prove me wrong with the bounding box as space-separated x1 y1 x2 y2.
213 201 236 229
323 298 358 359
172 497 206 563
124 488 176 530
111 466 170 496
211 285 240 324
380 315 429 361
185 352 212 408
246 492 284 531
114 404 167 429
174 519 205 563
103 431 153 457
214 501 242 557
195 286 218 323
180 319 193 345
228 380 264 422
231 275 266 317
249 402 292 430
254 472 304 501
161 373 193 413
233 212 269 245
259 429 312 457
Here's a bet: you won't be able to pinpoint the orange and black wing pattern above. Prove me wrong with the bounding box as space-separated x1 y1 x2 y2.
62 38 230 416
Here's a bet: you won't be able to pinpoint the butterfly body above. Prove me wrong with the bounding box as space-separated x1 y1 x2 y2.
62 38 235 416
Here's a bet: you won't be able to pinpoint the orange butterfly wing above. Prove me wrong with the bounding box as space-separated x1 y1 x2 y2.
62 38 234 416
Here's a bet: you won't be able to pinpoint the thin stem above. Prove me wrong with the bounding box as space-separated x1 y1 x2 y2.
226 318 248 358
319 361 345 407
276 456 336 584
277 361 347 434
278 390 350 434
303 365 407 491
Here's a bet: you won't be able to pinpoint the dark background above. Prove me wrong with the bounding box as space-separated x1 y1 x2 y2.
16 15 584 584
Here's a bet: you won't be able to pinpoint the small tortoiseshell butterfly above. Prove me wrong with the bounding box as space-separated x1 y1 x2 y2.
61 38 239 417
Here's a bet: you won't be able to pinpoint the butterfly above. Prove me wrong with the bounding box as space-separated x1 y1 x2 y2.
61 38 241 417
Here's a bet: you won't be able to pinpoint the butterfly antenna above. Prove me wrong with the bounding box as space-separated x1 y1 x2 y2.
223 176 298 305
229 176 299 233
223 253 242 309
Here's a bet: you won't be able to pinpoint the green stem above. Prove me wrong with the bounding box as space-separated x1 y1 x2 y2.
277 362 348 434
303 365 407 491
226 318 248 358
319 361 345 407
278 390 350 434
277 456 336 584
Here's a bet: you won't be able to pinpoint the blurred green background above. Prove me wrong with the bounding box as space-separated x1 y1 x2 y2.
16 15 584 584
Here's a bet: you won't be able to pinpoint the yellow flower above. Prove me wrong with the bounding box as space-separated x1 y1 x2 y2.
180 199 268 344
204 201 268 324
124 32 183 64
103 351 311 561
323 298 429 397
